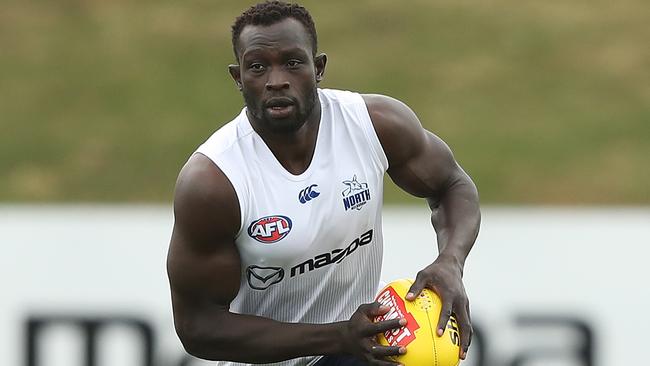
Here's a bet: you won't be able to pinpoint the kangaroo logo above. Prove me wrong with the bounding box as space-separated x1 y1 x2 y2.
341 175 371 211
299 184 320 204
342 175 367 197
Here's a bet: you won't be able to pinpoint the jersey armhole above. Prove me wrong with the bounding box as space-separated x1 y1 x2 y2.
353 96 390 172
193 151 247 239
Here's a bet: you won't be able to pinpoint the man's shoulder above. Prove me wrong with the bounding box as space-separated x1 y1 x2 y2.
318 89 413 122
176 154 230 200
359 94 420 135
358 94 426 168
172 153 241 243
174 154 239 218
197 108 253 159
360 94 412 119
318 88 366 107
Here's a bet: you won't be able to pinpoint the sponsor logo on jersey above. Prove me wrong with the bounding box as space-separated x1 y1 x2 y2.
299 184 320 204
375 286 420 347
248 215 292 243
246 265 284 290
290 229 373 277
341 175 371 211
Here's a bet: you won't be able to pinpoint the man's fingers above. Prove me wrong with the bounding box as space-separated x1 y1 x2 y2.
436 301 453 336
368 345 405 366
370 344 405 358
361 302 390 317
372 317 406 334
455 306 473 360
405 277 426 301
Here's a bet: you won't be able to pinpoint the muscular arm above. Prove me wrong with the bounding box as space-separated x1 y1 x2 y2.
167 154 343 362
167 154 403 363
364 94 480 358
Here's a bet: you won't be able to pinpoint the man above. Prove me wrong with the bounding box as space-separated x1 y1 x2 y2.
167 2 480 365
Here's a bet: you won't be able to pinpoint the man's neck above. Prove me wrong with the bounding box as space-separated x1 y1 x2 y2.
249 103 322 175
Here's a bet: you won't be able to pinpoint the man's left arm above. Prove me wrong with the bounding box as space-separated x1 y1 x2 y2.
363 94 480 360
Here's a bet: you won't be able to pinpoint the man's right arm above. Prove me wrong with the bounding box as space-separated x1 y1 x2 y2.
167 153 405 364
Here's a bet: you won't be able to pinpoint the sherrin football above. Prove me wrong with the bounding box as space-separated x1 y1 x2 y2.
374 279 460 366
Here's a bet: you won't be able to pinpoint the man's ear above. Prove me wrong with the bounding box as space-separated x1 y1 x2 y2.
314 53 327 83
228 64 242 90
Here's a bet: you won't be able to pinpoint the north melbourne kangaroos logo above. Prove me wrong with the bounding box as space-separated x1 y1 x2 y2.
341 175 371 211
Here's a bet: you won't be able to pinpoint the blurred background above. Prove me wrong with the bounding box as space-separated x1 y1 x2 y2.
1 0 648 365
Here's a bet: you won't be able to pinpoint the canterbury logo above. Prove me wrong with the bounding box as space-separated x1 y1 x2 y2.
298 184 320 204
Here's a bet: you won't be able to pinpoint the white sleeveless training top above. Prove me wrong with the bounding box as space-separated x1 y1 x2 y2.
195 89 389 366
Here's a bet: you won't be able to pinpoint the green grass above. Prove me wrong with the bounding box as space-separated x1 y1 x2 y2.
1 0 648 204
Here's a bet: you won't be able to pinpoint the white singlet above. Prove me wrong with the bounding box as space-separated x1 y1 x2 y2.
195 88 389 366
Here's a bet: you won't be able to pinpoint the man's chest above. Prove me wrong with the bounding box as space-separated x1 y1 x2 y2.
235 160 384 269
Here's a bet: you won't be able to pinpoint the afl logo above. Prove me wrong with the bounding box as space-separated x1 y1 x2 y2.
248 215 293 243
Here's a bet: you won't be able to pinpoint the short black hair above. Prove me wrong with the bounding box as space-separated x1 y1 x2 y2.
231 1 318 59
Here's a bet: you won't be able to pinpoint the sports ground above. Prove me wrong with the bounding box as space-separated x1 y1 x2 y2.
2 0 648 204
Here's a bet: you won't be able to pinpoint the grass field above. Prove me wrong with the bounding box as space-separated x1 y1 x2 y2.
1 0 648 204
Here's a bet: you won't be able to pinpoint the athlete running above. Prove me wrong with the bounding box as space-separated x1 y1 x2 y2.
167 2 480 365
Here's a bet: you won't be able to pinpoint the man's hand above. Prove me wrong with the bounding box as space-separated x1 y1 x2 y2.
340 302 407 365
405 257 472 360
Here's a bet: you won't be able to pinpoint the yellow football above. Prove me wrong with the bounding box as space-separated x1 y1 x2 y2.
375 279 460 366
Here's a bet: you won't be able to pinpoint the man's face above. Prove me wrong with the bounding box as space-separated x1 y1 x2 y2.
231 18 325 133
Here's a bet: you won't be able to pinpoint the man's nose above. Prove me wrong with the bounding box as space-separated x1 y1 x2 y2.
265 69 290 90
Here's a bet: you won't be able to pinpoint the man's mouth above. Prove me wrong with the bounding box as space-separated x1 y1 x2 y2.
265 98 295 118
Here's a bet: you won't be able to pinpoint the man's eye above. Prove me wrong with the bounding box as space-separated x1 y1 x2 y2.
287 60 302 68
250 63 265 71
